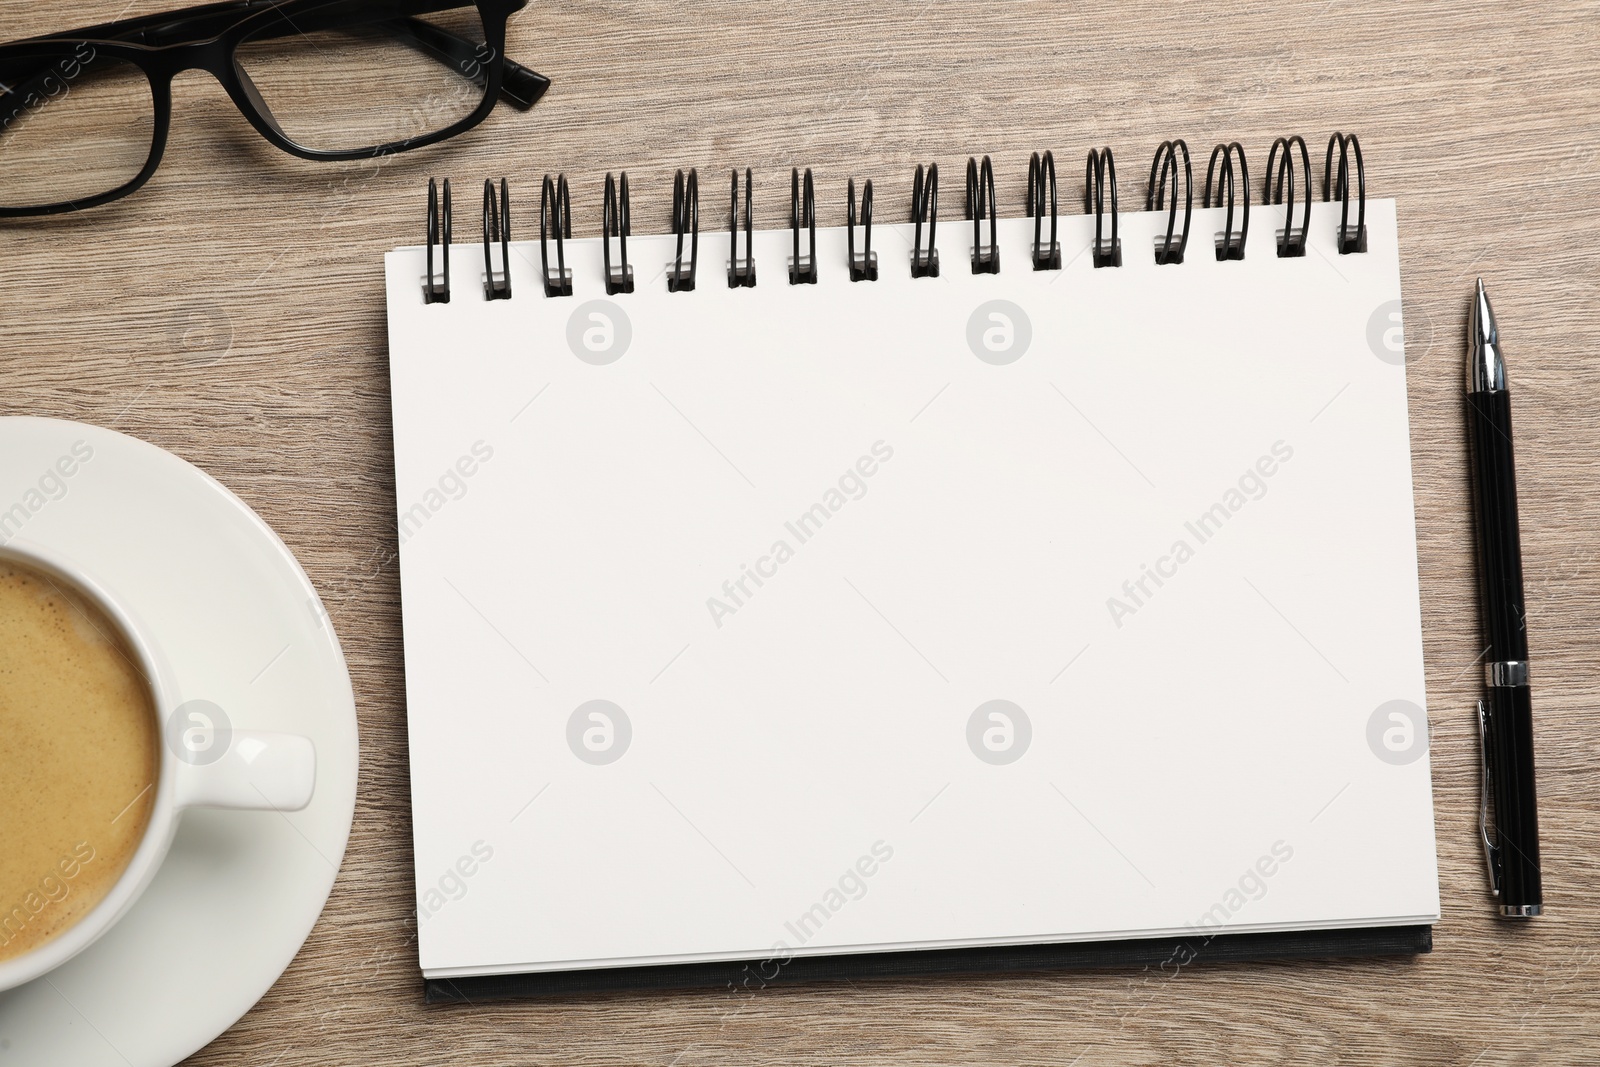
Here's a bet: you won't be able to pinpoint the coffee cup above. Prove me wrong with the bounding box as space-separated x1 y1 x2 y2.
0 538 317 992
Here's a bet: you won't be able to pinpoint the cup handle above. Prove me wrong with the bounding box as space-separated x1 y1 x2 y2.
173 731 317 812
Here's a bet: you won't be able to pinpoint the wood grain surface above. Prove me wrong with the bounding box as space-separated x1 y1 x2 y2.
2 1 1598 1063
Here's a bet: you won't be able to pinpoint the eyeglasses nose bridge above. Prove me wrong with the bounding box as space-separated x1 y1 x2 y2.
140 35 236 81
139 38 287 137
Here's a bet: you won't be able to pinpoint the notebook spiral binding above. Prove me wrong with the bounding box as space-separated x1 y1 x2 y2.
1147 140 1191 266
790 167 818 285
1205 142 1250 261
482 178 511 301
418 133 1366 303
423 177 451 304
910 162 940 278
847 177 877 282
1266 135 1312 258
1027 151 1060 270
539 173 573 297
1085 147 1121 268
966 155 1000 274
729 168 755 288
603 172 634 295
1326 131 1367 254
668 169 699 293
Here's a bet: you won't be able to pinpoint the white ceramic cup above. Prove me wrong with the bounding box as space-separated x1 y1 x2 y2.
0 539 317 992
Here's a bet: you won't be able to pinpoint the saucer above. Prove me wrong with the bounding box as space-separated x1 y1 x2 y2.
0 417 359 1066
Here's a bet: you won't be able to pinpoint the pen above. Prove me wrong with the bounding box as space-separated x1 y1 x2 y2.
1466 278 1542 918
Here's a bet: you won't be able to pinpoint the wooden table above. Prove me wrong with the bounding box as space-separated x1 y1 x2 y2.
3 1 1597 1062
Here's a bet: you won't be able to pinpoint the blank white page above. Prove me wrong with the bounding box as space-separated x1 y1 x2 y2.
385 198 1438 979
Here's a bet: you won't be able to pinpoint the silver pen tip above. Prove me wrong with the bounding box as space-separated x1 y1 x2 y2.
1468 278 1505 393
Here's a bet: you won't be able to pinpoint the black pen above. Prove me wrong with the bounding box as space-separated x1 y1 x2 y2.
1466 278 1542 918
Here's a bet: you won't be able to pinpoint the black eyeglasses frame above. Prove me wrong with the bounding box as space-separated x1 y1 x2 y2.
0 0 541 217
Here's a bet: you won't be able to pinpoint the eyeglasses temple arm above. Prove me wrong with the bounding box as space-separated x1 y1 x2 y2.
378 16 548 110
14 2 547 111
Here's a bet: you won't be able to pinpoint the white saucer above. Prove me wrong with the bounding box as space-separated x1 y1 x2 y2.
0 417 359 1067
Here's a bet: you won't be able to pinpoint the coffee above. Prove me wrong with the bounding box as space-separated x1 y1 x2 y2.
0 562 158 962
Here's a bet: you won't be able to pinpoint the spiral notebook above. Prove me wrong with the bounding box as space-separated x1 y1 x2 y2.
383 139 1440 1000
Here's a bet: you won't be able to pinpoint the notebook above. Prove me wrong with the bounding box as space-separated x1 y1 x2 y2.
383 140 1439 999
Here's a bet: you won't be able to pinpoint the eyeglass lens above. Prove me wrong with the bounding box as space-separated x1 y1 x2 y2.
0 46 156 211
232 3 493 154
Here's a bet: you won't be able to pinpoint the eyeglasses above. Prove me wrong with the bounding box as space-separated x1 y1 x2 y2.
0 0 544 216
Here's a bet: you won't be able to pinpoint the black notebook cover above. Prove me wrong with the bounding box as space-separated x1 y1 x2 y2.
424 923 1432 1003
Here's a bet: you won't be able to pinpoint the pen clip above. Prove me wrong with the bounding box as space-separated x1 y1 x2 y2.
1478 698 1502 897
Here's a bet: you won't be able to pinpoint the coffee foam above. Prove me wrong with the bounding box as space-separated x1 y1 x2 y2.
0 562 158 961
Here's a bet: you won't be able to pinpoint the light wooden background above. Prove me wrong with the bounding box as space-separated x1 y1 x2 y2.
2 1 1598 1063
